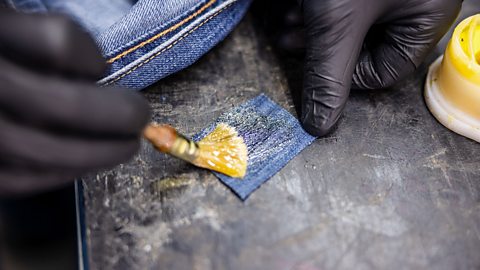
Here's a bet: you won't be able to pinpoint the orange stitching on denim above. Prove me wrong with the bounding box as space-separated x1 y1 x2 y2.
104 2 235 86
107 0 217 64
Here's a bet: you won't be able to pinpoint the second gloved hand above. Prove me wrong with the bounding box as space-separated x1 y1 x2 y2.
0 10 150 196
299 0 462 136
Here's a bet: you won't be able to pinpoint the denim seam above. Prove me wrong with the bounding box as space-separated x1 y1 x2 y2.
102 0 236 86
101 1 209 58
106 0 217 64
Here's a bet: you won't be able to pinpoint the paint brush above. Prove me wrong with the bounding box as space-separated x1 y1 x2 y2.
143 123 248 178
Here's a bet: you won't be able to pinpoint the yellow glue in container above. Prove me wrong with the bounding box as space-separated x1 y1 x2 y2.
425 14 480 142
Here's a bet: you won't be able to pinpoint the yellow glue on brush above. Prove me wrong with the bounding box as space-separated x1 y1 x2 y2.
425 14 480 142
143 123 248 178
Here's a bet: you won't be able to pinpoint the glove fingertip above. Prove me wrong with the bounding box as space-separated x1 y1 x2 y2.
121 90 151 133
109 139 141 165
301 114 336 137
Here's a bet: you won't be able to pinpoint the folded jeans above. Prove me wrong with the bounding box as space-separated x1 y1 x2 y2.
4 0 252 89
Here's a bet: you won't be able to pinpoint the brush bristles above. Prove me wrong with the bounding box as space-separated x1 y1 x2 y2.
193 123 248 178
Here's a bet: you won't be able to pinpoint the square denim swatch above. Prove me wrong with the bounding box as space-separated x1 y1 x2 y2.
193 94 316 200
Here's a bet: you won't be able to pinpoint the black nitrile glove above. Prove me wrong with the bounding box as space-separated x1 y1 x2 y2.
0 10 150 196
298 0 462 136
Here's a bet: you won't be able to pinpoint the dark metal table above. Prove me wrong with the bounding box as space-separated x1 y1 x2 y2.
81 2 480 269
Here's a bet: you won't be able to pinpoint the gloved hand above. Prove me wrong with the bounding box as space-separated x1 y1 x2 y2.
297 0 462 136
0 10 150 196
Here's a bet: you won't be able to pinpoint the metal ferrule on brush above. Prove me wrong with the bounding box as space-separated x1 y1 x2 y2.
169 134 199 163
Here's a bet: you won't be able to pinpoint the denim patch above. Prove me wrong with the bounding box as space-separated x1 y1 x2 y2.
193 94 316 200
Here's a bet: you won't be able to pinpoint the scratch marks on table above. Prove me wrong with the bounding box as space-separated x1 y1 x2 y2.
362 154 389 160
328 193 409 237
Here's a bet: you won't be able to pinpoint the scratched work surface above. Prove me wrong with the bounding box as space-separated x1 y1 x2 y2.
82 2 480 269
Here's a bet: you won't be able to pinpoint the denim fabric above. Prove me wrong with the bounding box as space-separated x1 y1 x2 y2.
193 94 317 200
6 0 136 37
6 0 252 90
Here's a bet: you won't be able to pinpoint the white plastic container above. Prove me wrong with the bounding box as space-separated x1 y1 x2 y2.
425 15 480 142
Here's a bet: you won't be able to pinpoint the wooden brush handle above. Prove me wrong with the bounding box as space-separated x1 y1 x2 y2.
143 124 177 153
144 124 199 162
